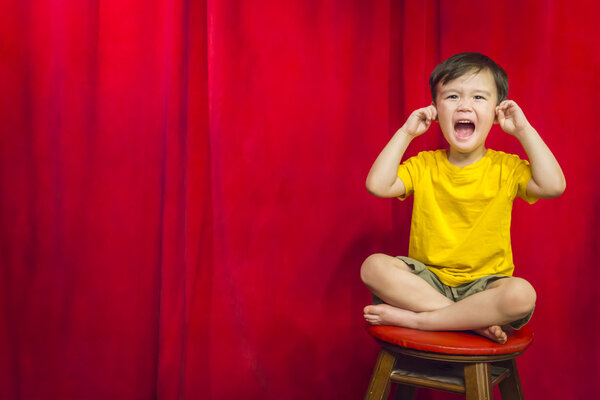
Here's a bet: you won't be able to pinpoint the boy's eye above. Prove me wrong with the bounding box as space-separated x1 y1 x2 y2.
474 95 485 100
446 95 458 99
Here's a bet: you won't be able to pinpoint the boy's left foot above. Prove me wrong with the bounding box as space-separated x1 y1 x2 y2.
474 326 507 344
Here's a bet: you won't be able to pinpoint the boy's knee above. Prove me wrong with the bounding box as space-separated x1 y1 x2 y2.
360 253 392 287
499 278 536 318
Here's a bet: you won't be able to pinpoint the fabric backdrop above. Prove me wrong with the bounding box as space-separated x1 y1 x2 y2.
1 1 598 399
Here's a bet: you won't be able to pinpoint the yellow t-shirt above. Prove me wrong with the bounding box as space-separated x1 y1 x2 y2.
397 149 537 287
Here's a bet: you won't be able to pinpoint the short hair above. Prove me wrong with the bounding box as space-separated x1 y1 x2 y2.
429 52 509 104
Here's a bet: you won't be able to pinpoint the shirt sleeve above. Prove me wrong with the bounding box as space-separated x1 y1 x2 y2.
397 154 422 201
512 158 538 204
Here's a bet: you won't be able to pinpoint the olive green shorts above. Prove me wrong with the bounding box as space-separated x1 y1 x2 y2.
372 256 533 330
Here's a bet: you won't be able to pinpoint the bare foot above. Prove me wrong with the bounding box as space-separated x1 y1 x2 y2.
363 304 418 328
474 325 507 344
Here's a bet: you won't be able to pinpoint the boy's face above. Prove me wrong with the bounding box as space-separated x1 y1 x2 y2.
435 69 498 161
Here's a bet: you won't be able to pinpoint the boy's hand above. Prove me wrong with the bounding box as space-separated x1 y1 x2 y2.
496 100 532 137
401 105 437 138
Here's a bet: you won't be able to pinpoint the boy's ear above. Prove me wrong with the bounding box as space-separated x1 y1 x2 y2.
493 105 500 124
431 102 438 121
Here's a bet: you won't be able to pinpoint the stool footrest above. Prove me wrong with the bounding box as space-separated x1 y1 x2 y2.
389 356 510 394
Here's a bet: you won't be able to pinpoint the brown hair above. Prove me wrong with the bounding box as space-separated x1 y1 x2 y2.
429 52 508 104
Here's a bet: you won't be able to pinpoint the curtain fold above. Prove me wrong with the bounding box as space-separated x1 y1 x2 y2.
1 1 599 399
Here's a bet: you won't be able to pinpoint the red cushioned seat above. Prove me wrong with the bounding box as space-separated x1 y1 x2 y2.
367 325 534 356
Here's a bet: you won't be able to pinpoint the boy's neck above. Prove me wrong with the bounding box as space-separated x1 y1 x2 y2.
447 146 487 167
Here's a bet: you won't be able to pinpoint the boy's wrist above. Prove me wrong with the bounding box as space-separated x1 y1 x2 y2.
513 125 537 141
397 126 417 140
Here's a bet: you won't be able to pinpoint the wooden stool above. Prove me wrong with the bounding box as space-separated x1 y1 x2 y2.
364 325 534 400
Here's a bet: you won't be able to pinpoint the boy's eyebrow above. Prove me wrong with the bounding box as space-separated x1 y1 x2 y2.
439 88 493 96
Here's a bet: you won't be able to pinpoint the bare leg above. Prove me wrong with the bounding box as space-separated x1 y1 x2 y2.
364 304 509 343
363 277 535 344
360 255 533 343
360 254 453 311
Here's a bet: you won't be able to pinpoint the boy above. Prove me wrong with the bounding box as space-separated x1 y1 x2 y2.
361 52 565 343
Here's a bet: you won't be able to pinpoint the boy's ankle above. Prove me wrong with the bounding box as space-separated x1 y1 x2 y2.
411 311 428 330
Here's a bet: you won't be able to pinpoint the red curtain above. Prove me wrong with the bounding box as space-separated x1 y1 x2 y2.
1 1 598 399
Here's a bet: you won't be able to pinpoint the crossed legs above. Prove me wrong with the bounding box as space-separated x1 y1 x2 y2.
360 254 536 344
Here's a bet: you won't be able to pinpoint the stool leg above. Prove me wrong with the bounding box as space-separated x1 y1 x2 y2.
497 359 524 400
364 348 396 400
464 362 492 400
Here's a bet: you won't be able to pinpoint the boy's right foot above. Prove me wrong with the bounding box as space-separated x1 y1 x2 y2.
363 304 418 328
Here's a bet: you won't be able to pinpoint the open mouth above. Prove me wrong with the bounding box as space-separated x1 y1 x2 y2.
454 120 475 140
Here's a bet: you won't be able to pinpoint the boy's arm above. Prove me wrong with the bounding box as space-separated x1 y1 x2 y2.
496 100 566 199
366 105 437 198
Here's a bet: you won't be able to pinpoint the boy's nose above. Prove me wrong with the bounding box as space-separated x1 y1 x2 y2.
457 99 473 111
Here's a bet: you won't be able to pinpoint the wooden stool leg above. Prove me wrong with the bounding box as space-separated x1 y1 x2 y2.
497 359 524 400
464 362 492 400
364 348 396 400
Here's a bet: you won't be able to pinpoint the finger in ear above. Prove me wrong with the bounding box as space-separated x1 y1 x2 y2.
494 106 501 124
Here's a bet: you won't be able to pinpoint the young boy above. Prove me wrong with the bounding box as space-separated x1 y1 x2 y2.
361 52 565 344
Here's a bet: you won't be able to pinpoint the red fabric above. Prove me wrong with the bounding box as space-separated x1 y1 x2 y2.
0 1 598 399
367 325 533 356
